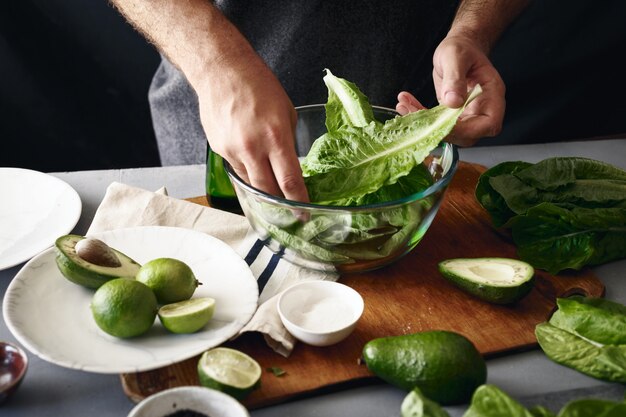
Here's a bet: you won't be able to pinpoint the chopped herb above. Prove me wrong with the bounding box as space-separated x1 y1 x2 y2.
266 366 286 377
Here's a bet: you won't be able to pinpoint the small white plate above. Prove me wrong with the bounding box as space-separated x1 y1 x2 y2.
0 167 82 270
3 226 259 374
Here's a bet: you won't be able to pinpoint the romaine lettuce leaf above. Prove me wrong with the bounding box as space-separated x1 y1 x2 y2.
322 68 379 133
302 71 481 205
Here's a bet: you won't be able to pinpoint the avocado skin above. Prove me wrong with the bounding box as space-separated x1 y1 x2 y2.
55 235 141 289
362 330 486 405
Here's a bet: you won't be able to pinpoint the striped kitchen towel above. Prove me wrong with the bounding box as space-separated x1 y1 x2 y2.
87 181 338 357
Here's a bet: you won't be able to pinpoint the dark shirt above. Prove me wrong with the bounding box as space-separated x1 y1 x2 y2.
149 1 459 165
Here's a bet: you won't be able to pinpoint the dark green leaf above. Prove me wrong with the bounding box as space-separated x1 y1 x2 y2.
463 384 534 417
529 406 557 417
509 204 626 274
514 157 626 191
475 161 533 227
550 296 626 345
535 322 626 383
401 387 451 417
556 399 626 417
266 366 286 377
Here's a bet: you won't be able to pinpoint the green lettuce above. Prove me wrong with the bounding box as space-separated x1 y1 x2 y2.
535 296 626 383
401 387 451 417
475 157 626 274
246 71 476 266
302 71 481 205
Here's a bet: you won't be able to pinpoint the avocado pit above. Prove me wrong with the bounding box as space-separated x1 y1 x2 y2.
76 238 122 268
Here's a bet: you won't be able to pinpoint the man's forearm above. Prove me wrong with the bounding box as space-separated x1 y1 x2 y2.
109 0 255 89
448 0 530 53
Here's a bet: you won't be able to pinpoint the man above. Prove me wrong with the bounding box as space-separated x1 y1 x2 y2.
110 0 529 202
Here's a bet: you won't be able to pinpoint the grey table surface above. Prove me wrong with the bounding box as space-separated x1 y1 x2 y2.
1 139 625 416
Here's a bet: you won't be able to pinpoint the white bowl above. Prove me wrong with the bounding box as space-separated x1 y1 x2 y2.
127 386 249 417
277 280 364 347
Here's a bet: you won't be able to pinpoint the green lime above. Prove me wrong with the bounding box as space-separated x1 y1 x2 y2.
362 330 486 405
90 278 158 338
135 258 200 304
197 347 262 400
158 297 216 334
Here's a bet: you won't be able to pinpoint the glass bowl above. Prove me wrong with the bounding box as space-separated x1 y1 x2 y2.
225 104 459 273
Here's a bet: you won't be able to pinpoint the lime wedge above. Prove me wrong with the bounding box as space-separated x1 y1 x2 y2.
197 347 261 400
158 297 215 334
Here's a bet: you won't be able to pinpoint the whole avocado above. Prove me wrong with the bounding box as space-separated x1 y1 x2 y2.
362 330 486 405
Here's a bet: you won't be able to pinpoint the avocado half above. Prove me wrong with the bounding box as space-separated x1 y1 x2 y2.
55 234 141 289
438 257 535 305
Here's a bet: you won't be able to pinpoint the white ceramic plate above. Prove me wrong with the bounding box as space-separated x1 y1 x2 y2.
0 167 82 271
3 226 259 374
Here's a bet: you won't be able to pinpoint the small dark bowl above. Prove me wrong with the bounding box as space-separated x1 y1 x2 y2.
0 342 28 404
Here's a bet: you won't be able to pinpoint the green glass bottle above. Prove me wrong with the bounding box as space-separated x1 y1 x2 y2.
205 148 242 213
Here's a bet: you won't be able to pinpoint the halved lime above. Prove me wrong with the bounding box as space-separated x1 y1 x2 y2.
158 297 216 334
197 347 261 400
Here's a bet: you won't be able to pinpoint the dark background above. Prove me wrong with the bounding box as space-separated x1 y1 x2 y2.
1 0 626 172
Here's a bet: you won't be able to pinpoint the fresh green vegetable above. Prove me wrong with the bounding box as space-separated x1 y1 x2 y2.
460 384 626 417
549 296 626 345
362 330 486 405
438 257 535 304
242 70 476 266
266 366 286 377
556 399 626 417
401 387 451 417
476 157 626 274
528 406 556 417
302 70 481 206
535 296 626 383
55 235 141 289
464 385 535 417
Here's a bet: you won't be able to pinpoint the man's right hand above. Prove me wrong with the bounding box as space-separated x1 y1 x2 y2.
195 51 309 203
109 0 309 202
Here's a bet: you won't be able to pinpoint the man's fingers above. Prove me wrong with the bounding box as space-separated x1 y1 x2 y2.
243 157 283 197
269 152 309 203
396 91 427 114
434 49 470 108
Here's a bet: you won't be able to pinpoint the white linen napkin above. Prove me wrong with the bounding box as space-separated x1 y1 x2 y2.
87 181 338 357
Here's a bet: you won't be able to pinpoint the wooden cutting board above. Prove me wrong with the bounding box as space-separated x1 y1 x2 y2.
120 161 604 408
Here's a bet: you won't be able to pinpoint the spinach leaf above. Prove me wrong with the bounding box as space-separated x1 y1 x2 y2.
529 406 557 417
302 72 481 205
515 157 626 190
401 387 451 417
463 384 535 417
509 204 626 274
475 157 626 273
550 296 626 345
474 161 534 227
535 322 626 383
557 399 626 417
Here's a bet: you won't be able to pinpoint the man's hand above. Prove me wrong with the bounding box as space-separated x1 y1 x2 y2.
397 0 529 147
396 34 505 147
109 0 309 202
196 52 309 202
431 34 505 146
